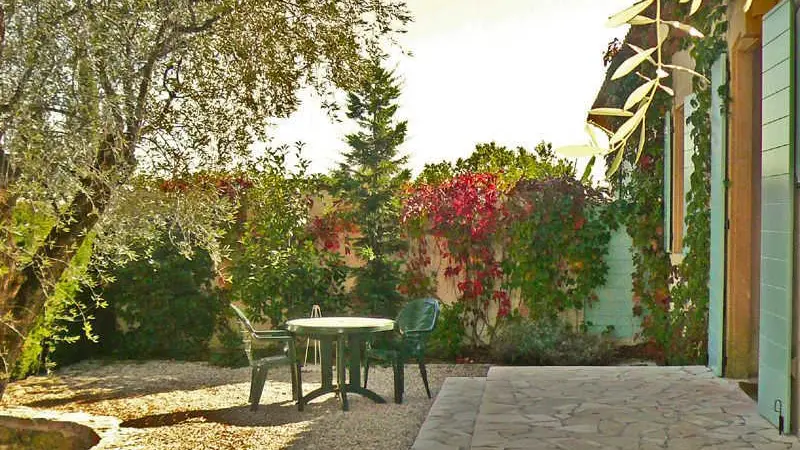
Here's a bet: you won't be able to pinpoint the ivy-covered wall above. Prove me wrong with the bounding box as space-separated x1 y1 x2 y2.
665 1 727 364
594 1 728 364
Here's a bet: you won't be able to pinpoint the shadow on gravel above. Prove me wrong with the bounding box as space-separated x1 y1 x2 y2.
120 402 303 428
16 361 273 409
21 375 251 409
119 395 347 429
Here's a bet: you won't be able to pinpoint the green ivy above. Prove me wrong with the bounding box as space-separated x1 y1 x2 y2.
9 202 100 378
13 233 96 378
609 1 727 364
503 177 617 319
666 1 727 364
617 134 673 362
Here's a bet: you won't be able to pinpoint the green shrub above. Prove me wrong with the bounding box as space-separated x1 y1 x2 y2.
208 315 249 368
102 242 223 360
503 178 616 319
427 302 466 361
228 171 350 328
490 318 615 366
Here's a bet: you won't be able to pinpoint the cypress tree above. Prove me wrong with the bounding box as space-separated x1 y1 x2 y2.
333 61 411 317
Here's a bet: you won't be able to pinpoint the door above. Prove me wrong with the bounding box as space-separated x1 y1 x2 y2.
709 53 728 377
758 0 795 433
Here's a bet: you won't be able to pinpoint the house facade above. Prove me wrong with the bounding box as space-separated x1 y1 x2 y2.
661 0 797 434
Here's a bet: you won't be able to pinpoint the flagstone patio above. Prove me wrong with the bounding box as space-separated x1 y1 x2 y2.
412 366 800 450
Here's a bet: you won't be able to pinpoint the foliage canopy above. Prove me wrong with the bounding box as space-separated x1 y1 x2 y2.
0 0 410 391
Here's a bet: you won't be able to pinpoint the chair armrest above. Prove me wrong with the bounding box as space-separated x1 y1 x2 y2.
400 329 432 337
251 330 293 340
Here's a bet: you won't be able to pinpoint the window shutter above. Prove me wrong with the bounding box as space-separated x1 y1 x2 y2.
663 111 672 251
683 95 697 246
757 0 795 432
708 53 727 377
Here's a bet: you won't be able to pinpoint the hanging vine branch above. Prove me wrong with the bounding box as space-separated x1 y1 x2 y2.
557 0 713 175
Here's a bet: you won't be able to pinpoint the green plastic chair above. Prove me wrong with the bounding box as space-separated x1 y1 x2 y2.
230 304 302 411
363 298 441 403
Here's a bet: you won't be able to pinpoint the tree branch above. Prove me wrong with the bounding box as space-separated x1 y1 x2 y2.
0 66 34 114
174 15 220 33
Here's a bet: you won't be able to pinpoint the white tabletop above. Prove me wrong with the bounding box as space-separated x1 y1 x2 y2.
286 317 395 334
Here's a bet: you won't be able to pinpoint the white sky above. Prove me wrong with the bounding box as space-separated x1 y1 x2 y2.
269 0 632 177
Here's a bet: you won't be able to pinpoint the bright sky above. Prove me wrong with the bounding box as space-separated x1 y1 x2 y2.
270 0 632 177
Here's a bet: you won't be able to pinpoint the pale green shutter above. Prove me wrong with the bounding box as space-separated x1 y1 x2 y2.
758 0 795 433
683 95 696 246
664 111 672 251
708 53 727 377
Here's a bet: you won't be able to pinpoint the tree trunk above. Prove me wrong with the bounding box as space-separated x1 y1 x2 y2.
0 139 118 401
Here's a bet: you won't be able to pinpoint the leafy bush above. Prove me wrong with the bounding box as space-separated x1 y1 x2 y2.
503 177 616 319
228 168 349 327
490 318 615 366
427 302 467 361
102 242 223 360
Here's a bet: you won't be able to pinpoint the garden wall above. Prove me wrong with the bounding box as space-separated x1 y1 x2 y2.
584 229 640 343
309 194 640 342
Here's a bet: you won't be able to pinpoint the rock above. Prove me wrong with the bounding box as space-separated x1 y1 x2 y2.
0 407 119 450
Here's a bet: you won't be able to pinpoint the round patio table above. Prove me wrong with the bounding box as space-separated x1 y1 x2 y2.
286 317 395 411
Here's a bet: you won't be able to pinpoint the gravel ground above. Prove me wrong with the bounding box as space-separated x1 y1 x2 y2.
2 360 489 449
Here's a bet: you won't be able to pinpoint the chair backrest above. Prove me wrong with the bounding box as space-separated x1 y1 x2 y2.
396 298 440 334
230 303 256 334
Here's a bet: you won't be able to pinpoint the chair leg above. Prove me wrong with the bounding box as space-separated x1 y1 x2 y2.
250 366 268 411
290 364 298 400
393 360 404 404
249 366 259 405
419 360 431 399
363 358 370 389
295 362 304 411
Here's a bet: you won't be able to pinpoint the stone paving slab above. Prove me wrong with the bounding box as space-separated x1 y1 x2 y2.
411 377 487 450
468 366 800 450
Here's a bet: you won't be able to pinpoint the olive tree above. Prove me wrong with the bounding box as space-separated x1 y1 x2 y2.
0 0 409 395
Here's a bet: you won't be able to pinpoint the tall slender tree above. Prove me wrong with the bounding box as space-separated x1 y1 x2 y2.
333 61 410 317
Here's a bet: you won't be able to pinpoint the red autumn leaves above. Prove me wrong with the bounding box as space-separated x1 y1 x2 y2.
403 173 511 318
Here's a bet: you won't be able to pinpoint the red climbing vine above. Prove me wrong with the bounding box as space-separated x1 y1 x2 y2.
402 172 509 345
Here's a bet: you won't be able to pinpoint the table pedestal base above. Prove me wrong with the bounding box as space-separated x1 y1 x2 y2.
297 334 388 411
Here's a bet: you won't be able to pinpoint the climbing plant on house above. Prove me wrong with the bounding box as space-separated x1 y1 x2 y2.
595 0 727 363
330 61 411 317
665 1 727 364
616 124 674 363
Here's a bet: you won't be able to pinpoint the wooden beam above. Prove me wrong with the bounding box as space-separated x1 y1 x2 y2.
725 34 761 379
